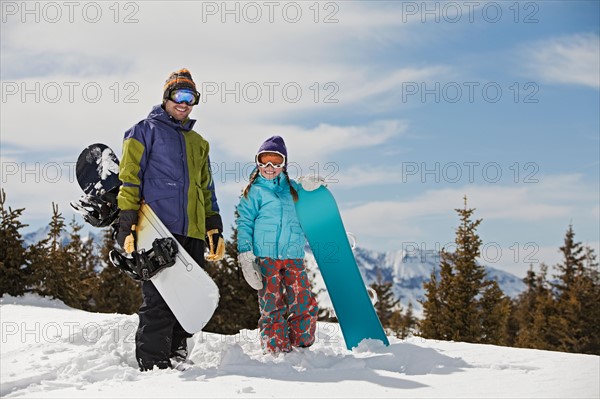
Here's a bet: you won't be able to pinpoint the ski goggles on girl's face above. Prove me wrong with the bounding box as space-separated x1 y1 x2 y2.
169 89 200 106
256 152 286 169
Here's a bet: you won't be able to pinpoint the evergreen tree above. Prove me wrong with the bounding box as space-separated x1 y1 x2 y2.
436 248 461 339
419 196 509 344
445 198 485 342
528 263 560 350
554 225 585 292
94 227 142 314
577 246 600 354
370 270 400 329
419 269 444 338
0 189 30 296
478 280 511 345
505 298 519 347
29 203 85 307
551 225 583 348
513 263 558 350
203 217 261 335
66 217 100 311
402 302 417 337
551 226 600 354
510 226 600 355
390 301 417 339
509 266 541 347
370 271 419 339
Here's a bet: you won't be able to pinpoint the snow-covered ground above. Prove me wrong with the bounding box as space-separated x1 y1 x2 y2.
1 294 598 398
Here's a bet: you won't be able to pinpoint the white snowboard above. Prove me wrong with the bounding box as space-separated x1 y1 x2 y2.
136 203 220 333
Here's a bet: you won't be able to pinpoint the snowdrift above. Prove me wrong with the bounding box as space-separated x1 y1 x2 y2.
1 294 598 398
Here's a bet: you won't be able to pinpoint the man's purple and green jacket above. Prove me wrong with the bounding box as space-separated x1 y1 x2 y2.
117 105 222 240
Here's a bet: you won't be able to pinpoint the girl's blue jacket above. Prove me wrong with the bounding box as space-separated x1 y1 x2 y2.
237 172 306 260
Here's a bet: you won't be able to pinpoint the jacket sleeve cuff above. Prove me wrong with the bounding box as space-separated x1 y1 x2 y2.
119 209 138 225
206 214 223 233
238 241 252 253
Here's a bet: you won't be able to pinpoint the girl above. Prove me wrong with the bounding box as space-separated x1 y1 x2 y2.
236 136 322 353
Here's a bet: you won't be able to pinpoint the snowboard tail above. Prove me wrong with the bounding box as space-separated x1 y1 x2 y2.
135 203 219 333
71 143 122 228
295 186 389 349
75 143 121 197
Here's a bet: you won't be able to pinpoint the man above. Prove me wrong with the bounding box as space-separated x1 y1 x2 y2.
116 68 224 371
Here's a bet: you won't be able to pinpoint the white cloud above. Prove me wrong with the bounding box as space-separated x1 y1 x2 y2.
0 2 422 80
526 33 600 89
206 119 408 179
1 161 82 229
333 165 406 188
0 4 451 243
339 174 597 251
0 1 449 157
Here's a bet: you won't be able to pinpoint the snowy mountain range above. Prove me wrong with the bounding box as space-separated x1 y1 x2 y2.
23 226 526 317
305 246 526 318
23 225 73 247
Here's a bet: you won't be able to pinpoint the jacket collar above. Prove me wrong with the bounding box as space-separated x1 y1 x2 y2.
148 104 196 131
255 171 287 191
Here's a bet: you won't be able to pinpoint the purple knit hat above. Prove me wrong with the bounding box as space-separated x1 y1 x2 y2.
257 136 287 166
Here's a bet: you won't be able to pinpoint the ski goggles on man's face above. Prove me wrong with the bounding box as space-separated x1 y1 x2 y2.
169 89 200 106
256 151 286 169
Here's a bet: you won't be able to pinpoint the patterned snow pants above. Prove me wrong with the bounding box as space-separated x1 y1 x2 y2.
257 257 318 353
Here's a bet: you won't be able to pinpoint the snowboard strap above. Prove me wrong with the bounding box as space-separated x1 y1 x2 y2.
109 237 179 281
70 191 120 228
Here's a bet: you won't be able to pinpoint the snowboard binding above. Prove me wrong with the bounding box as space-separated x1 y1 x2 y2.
109 237 179 281
70 188 120 228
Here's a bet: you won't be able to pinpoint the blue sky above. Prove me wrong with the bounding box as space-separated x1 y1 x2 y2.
1 1 598 277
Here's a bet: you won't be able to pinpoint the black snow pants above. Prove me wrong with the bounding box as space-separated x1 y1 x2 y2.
135 234 205 371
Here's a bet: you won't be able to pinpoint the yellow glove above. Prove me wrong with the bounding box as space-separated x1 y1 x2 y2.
206 229 225 262
117 210 138 254
123 225 136 254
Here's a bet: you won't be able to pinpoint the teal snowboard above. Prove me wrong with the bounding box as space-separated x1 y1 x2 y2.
295 186 389 349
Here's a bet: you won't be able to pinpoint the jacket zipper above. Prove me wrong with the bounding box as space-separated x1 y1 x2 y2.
277 177 283 259
179 128 189 235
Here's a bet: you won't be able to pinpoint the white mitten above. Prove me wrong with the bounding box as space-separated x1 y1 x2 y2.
238 251 263 290
298 175 326 191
